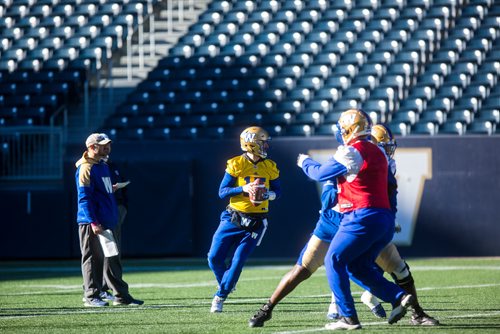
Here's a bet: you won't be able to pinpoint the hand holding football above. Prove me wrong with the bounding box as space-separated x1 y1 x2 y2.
250 183 267 206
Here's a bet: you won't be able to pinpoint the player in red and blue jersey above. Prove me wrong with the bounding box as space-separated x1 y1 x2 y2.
297 109 416 330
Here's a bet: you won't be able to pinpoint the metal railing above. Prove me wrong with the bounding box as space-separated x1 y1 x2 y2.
0 126 64 181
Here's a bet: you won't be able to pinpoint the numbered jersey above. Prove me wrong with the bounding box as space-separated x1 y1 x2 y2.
226 155 279 213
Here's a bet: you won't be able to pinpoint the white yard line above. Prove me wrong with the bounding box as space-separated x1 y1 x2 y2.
0 304 183 320
12 278 500 295
272 311 500 334
2 282 500 320
1 264 499 274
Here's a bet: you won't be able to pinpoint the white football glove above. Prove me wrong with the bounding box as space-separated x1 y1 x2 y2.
264 191 276 201
297 154 310 168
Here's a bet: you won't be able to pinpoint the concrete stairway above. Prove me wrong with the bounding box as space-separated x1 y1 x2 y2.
66 0 210 144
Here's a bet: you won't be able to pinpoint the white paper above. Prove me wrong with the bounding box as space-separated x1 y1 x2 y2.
115 181 131 189
98 229 119 257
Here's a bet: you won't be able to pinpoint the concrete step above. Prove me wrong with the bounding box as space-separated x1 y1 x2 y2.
64 1 210 143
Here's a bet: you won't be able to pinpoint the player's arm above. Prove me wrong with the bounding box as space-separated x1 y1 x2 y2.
77 166 98 223
218 172 245 199
299 157 347 182
297 146 363 182
321 180 338 207
266 178 281 201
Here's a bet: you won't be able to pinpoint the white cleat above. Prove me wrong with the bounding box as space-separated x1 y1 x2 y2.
325 317 362 330
210 296 225 313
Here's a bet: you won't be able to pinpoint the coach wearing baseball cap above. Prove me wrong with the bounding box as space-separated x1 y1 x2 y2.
85 132 112 147
75 133 143 307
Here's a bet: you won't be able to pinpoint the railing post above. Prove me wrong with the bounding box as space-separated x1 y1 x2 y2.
179 0 184 23
126 14 134 81
148 0 155 57
105 36 114 105
95 48 102 120
167 0 173 34
137 3 144 70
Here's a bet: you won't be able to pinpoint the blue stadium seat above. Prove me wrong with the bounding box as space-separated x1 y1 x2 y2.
419 110 446 125
294 111 323 126
283 123 315 137
411 121 439 135
466 120 496 135
314 122 337 136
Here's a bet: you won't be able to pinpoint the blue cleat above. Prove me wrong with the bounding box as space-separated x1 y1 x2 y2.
371 303 387 318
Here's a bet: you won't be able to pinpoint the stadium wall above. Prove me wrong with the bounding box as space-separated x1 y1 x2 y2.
1 136 499 259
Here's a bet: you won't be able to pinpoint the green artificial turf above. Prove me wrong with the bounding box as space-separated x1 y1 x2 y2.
1 257 499 333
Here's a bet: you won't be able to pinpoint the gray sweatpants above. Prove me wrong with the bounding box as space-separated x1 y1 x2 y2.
79 224 130 300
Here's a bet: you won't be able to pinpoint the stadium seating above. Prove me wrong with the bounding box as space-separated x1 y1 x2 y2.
1 0 498 140
0 0 157 127
107 0 499 139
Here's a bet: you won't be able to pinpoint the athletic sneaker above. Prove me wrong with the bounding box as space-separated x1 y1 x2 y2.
360 291 386 318
327 301 340 320
371 304 387 319
113 296 144 306
388 294 416 324
100 291 115 302
82 291 115 302
410 311 440 326
325 316 362 330
248 303 272 327
84 298 108 307
210 296 225 313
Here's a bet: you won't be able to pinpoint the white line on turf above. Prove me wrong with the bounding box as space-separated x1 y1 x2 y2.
14 281 500 296
1 264 500 273
0 304 184 320
271 311 500 334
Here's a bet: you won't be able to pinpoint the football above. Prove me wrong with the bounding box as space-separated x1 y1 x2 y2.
250 183 267 206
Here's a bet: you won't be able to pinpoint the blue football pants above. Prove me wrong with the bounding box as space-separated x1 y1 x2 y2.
325 209 405 318
207 211 266 298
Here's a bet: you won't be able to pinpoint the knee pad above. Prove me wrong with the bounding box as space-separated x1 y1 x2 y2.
301 235 329 273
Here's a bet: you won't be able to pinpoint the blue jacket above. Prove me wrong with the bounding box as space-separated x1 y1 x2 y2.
75 152 118 229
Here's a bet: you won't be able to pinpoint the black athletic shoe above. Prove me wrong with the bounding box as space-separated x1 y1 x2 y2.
388 294 416 324
325 316 362 330
410 311 440 326
249 303 273 328
113 296 144 306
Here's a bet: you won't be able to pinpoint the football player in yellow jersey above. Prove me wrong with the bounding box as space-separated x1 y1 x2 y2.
207 126 281 313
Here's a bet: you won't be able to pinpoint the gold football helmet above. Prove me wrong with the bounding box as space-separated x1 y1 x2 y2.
371 124 397 158
240 126 271 158
335 109 372 145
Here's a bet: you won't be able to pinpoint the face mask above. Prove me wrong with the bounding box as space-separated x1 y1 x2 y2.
333 124 344 145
